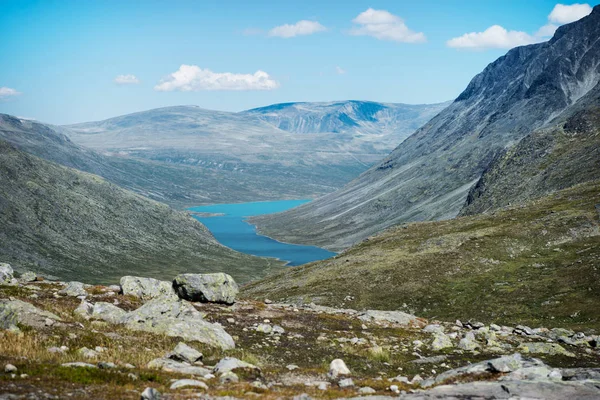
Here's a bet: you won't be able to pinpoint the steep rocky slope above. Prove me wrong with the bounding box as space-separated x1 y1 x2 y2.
0 140 283 284
244 181 600 330
251 7 600 251
63 101 447 204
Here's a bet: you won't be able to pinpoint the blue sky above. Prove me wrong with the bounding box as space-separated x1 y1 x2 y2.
0 0 595 124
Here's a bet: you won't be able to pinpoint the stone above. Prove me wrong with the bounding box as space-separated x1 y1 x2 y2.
78 347 99 359
170 379 208 390
256 323 272 334
120 276 176 300
0 299 61 329
19 271 37 282
328 359 351 379
213 357 260 376
287 364 299 371
251 380 268 390
359 387 376 394
338 378 354 388
74 300 94 319
515 325 535 335
518 342 576 357
98 362 117 369
0 264 15 285
58 281 87 297
91 302 127 324
423 324 445 333
487 354 523 373
411 355 448 364
358 310 426 327
219 371 239 384
173 273 239 304
147 358 211 376
272 325 285 334
431 332 453 350
166 342 203 364
121 297 235 349
141 387 161 400
458 332 479 351
4 364 17 373
61 362 97 368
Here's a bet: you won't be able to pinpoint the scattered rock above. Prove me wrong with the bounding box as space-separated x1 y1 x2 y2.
0 299 61 329
78 347 99 359
58 281 87 297
166 342 203 364
98 362 116 369
412 355 448 364
61 362 97 368
213 357 260 376
91 302 128 324
120 276 176 300
338 378 354 388
219 371 239 384
169 379 208 390
358 386 376 394
140 387 161 400
147 358 211 376
18 271 37 283
518 342 576 357
172 273 239 305
256 323 272 334
0 264 17 285
328 359 351 380
458 332 479 351
358 310 427 327
4 364 17 373
430 332 453 350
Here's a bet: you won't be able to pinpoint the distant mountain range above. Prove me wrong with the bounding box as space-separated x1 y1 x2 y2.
63 101 449 206
251 6 600 251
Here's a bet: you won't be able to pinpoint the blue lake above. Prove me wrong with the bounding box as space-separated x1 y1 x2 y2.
188 200 336 266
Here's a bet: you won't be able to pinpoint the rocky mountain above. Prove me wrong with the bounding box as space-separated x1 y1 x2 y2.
63 101 448 204
250 7 600 251
0 139 283 284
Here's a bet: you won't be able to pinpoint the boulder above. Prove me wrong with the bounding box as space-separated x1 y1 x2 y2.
518 342 576 357
120 276 176 300
328 359 351 380
19 271 37 283
431 332 453 350
141 387 161 400
458 332 480 351
0 299 61 329
213 357 260 376
358 310 426 328
166 342 203 364
173 273 238 304
0 263 17 286
58 281 87 297
121 297 235 349
147 358 211 376
91 302 127 324
170 379 208 390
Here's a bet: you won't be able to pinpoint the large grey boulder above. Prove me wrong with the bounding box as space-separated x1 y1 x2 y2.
0 263 17 286
173 273 238 304
0 299 61 329
91 302 128 324
166 342 203 364
213 357 260 376
147 358 211 376
358 310 426 328
58 281 87 297
120 276 176 300
121 297 235 349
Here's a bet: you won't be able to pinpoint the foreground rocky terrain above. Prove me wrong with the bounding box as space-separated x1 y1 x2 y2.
0 266 599 399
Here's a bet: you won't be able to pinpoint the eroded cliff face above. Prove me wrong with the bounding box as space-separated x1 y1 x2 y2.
251 6 600 251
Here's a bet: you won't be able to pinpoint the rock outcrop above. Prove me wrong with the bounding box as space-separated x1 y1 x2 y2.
173 273 239 304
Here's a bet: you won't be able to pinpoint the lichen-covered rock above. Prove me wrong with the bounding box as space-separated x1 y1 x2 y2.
458 332 480 351
518 342 576 357
170 379 208 390
18 271 37 283
431 332 454 350
358 310 427 328
327 359 351 379
0 263 17 286
58 281 87 297
121 297 235 349
74 300 94 319
173 273 239 304
166 342 203 364
147 358 211 376
91 302 127 324
141 387 161 400
120 276 176 300
0 299 61 329
213 357 260 376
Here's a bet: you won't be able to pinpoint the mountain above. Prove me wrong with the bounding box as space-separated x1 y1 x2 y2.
250 7 600 251
63 101 448 204
0 114 329 209
243 180 600 329
0 139 284 284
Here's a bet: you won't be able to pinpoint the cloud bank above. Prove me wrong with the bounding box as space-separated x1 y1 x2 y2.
268 20 326 38
0 87 20 98
154 65 279 91
349 8 426 43
114 74 140 85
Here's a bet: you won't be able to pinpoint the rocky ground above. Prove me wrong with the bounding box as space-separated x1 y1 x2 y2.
1 265 599 399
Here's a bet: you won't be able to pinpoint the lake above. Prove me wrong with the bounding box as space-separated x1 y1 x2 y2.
188 200 336 266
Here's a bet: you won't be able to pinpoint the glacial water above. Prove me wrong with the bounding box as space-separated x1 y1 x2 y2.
189 200 336 266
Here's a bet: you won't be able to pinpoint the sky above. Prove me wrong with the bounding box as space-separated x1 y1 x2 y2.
0 0 595 124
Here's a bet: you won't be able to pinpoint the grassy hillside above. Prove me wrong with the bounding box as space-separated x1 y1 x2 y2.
0 140 284 284
243 181 600 330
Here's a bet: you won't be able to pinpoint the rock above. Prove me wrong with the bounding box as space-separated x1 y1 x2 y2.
430 332 453 350
251 380 268 390
74 300 94 319
61 362 97 368
78 347 99 359
172 273 239 304
458 332 479 351
219 371 239 384
120 276 176 300
47 346 64 354
121 297 235 349
0 264 16 285
338 378 354 388
272 325 285 334
287 364 299 371
423 324 444 333
4 364 17 373
147 358 211 376
213 357 260 376
487 354 523 372
515 325 535 335
19 271 37 282
166 342 203 364
98 362 117 369
518 342 576 357
0 299 61 329
140 387 161 400
358 310 426 327
358 387 376 394
411 355 448 365
91 302 127 324
328 359 351 380
256 323 272 334
170 379 208 390
58 281 87 297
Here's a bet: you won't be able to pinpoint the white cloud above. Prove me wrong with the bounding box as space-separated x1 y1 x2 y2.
154 64 279 91
448 3 593 50
0 87 21 98
447 25 539 50
268 20 326 38
114 74 140 85
335 66 346 75
548 3 592 24
349 8 426 43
